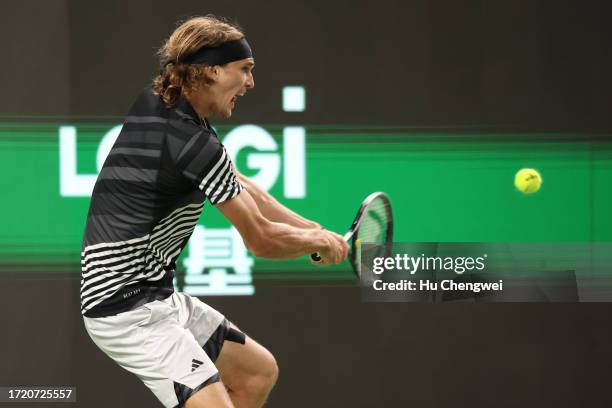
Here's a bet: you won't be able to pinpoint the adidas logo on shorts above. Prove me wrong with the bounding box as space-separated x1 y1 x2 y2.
191 359 203 372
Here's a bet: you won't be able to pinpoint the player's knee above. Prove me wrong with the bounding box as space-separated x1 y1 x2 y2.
258 351 279 389
245 351 278 394
265 353 279 387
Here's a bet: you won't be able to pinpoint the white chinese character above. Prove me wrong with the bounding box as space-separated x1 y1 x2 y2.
180 225 255 295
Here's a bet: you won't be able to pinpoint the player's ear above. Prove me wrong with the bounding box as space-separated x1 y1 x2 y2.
209 65 221 81
201 66 219 83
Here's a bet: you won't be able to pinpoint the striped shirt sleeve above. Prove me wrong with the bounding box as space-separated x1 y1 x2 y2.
171 130 243 205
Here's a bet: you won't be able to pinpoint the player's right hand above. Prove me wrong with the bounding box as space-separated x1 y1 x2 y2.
312 230 349 266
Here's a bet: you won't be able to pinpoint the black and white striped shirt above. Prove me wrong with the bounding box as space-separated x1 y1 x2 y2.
80 87 243 317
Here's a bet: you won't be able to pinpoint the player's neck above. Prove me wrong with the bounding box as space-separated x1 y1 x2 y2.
184 92 212 121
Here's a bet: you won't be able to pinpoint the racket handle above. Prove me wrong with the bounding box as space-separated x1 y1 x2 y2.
311 253 322 262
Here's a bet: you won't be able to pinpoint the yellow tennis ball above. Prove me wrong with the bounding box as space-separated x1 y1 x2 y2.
514 168 542 194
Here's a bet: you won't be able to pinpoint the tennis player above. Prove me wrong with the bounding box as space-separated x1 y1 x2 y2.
80 15 348 408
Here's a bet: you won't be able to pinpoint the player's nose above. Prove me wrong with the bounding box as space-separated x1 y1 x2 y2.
246 73 255 89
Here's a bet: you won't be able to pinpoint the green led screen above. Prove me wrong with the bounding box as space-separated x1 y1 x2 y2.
1 121 610 292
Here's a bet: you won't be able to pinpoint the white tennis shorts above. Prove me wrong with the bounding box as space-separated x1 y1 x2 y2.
83 292 226 407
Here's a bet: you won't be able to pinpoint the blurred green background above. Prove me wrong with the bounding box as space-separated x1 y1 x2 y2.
1 121 610 280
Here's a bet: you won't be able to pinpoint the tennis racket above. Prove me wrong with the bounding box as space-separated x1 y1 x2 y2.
311 192 393 278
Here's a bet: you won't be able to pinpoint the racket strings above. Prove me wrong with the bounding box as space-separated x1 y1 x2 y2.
356 199 390 245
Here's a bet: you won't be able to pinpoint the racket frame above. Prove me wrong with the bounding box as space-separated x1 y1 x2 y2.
311 192 393 278
345 192 393 276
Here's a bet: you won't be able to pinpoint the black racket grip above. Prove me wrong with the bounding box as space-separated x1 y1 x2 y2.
311 253 322 262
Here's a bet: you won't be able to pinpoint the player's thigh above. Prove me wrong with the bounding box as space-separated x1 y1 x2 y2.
184 382 234 408
176 295 277 388
215 322 278 389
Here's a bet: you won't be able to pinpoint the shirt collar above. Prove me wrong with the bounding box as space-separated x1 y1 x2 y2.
175 95 201 124
174 95 217 137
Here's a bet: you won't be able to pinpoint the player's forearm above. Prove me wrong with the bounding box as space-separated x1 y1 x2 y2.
237 173 320 229
251 221 326 259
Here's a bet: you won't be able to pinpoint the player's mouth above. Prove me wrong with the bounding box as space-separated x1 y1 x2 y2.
230 93 244 109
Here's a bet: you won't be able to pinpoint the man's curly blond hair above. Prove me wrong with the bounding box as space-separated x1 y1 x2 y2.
152 15 244 108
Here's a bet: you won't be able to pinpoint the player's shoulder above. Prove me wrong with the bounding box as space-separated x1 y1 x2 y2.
167 110 206 139
166 96 210 138
123 86 214 140
165 104 220 161
165 124 219 162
